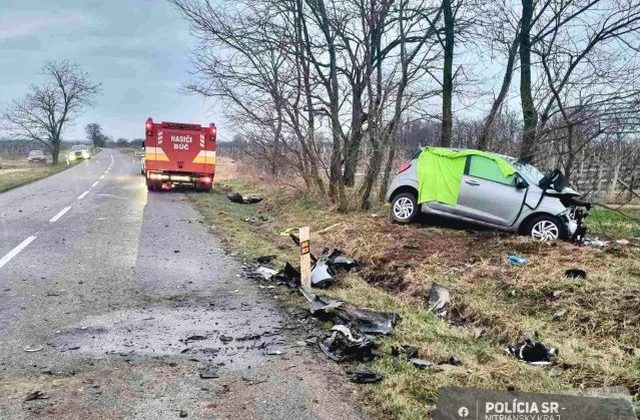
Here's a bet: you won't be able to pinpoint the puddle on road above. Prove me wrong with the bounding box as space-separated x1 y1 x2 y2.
49 305 288 370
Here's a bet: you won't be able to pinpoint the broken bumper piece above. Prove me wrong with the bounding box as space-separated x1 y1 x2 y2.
309 295 399 335
318 325 377 362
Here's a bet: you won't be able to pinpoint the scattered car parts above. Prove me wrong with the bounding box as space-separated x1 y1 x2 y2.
227 192 263 204
317 325 376 362
507 339 557 365
507 253 528 266
309 295 399 335
347 369 384 384
310 260 336 288
427 283 451 317
565 269 586 279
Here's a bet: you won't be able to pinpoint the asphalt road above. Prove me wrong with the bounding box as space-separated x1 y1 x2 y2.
0 150 364 420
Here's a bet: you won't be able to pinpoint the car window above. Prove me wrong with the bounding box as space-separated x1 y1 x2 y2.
467 156 515 185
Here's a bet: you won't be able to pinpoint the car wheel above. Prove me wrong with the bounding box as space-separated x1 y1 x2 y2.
390 192 419 224
528 216 564 242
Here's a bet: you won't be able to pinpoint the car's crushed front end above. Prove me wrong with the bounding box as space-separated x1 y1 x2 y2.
558 196 591 243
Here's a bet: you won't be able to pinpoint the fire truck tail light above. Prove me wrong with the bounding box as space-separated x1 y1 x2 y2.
208 123 217 140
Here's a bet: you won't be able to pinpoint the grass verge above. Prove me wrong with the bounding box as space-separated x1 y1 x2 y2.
0 157 78 193
190 175 640 419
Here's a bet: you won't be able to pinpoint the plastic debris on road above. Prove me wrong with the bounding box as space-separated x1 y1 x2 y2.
309 295 399 335
199 369 220 379
24 391 50 401
317 325 376 362
256 266 278 281
273 263 301 288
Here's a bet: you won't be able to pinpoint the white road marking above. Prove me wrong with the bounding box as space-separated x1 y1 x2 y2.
77 191 89 200
91 181 99 188
49 206 72 223
100 175 105 180
0 236 37 270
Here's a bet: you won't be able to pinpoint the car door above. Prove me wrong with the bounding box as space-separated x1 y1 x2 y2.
455 155 525 226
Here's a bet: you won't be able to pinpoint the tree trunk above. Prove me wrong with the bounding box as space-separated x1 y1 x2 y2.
51 140 60 165
478 34 519 150
440 0 454 147
518 0 537 162
359 136 383 209
343 92 364 187
295 0 325 196
378 145 396 201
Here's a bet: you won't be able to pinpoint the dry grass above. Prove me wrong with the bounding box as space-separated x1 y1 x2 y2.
0 155 77 193
189 162 640 419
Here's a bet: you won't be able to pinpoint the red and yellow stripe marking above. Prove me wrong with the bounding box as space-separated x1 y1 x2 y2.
192 150 216 165
144 147 170 162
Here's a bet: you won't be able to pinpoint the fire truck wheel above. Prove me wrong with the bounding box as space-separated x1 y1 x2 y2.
147 182 159 192
195 182 211 192
196 182 211 192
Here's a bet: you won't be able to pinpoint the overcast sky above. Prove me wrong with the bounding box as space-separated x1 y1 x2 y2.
0 0 231 142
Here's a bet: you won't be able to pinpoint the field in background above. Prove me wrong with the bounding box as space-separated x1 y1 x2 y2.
189 160 640 419
0 155 77 193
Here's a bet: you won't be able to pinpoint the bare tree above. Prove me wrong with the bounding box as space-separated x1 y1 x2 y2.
533 0 640 178
2 61 100 163
474 0 521 150
85 123 106 148
440 0 455 146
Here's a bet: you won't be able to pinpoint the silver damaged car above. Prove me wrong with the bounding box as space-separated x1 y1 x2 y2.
386 148 589 241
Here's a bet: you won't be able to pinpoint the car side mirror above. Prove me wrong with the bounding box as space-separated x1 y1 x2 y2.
515 175 528 189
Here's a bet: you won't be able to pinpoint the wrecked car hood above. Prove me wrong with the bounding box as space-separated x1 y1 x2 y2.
545 186 581 198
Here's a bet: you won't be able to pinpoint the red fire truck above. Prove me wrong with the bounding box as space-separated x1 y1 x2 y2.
143 118 217 192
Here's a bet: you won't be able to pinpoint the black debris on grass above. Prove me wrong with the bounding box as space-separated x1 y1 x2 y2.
565 269 587 279
317 325 377 363
256 255 277 265
309 295 399 335
506 339 557 365
347 369 384 384
226 192 263 204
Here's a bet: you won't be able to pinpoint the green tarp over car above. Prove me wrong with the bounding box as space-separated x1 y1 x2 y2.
416 147 515 205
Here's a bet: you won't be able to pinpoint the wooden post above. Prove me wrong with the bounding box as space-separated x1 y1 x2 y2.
299 226 311 290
